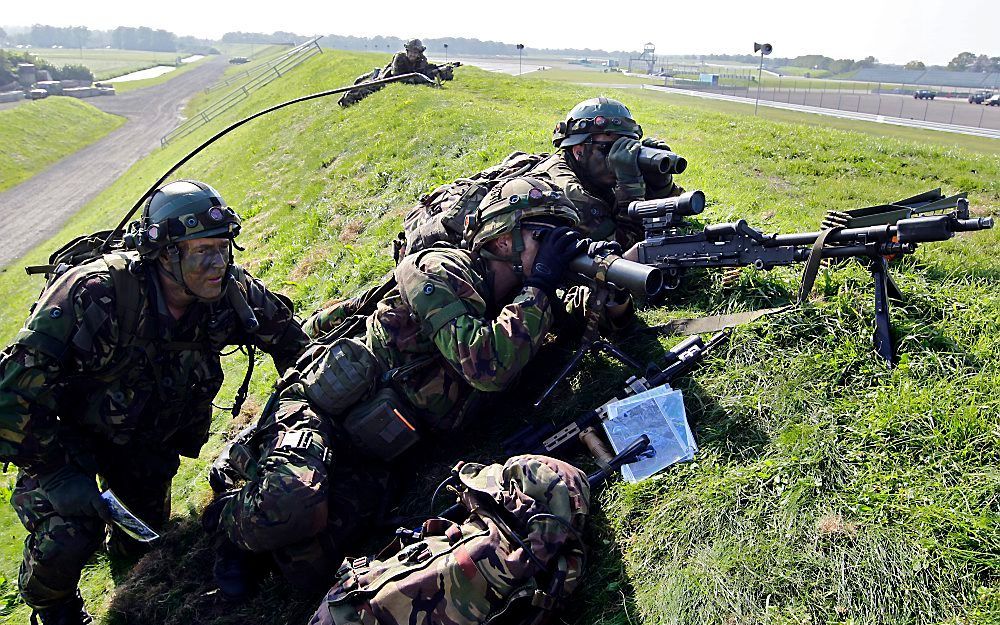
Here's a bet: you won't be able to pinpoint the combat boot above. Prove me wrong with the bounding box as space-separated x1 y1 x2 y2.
213 536 255 600
29 590 93 625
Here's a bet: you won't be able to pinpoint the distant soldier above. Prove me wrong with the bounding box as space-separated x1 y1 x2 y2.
388 38 452 83
531 96 686 251
204 177 628 597
0 180 310 624
338 38 454 107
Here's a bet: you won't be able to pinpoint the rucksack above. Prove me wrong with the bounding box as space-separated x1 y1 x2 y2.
308 454 590 625
394 151 549 260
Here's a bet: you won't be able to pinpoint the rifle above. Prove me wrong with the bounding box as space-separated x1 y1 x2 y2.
632 190 993 364
504 330 728 459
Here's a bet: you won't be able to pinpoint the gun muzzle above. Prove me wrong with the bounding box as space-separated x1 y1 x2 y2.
627 190 706 221
637 147 688 176
569 253 663 297
896 213 994 243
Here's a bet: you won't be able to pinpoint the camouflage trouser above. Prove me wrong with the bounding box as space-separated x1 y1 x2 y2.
220 394 390 589
11 451 178 609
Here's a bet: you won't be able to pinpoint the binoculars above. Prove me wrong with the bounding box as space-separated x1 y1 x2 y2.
637 147 688 177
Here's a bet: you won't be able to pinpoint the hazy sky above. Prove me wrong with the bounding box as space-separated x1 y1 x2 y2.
3 0 997 66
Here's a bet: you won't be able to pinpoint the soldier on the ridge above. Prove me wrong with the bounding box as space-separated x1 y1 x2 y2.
338 38 454 107
530 96 686 251
203 177 630 597
388 38 446 83
0 180 310 624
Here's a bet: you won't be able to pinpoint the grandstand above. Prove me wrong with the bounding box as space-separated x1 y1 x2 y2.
854 67 1000 89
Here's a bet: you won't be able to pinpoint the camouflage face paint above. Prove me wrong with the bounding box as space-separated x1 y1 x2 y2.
179 238 230 300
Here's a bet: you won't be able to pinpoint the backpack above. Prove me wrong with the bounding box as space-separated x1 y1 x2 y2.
308 454 591 625
395 151 549 260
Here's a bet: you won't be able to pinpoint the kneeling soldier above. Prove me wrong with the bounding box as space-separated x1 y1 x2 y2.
0 180 309 624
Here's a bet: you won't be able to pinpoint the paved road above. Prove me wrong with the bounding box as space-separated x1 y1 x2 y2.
0 56 229 268
640 84 1000 139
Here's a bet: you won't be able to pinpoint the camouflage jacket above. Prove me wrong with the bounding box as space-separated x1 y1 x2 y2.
388 52 437 83
0 253 309 474
529 151 684 248
366 246 553 431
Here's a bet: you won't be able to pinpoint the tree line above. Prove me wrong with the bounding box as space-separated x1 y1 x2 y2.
0 24 218 54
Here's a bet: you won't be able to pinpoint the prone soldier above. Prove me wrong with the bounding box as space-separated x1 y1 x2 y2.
204 177 630 597
0 181 310 624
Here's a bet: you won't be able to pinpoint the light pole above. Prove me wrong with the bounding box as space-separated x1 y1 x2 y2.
444 43 448 62
753 42 772 116
516 43 524 75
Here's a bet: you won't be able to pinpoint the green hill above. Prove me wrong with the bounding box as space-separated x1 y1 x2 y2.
0 50 997 624
0 97 123 193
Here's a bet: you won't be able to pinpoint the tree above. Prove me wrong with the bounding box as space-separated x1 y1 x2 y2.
904 60 926 70
972 54 992 73
947 51 976 71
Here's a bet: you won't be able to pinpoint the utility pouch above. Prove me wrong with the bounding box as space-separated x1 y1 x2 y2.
342 387 420 463
301 338 381 417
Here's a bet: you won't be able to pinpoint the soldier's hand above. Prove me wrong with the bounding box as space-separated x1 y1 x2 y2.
640 137 671 151
525 227 584 295
38 466 112 523
585 239 622 259
607 137 643 185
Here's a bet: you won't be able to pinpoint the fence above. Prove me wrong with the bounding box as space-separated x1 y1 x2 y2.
661 77 1000 131
160 37 323 146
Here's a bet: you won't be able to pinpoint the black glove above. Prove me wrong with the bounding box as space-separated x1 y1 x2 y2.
38 466 112 522
640 137 675 189
525 227 583 295
641 137 671 151
607 137 645 203
585 239 622 259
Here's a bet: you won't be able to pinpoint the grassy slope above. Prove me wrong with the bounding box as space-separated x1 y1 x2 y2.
0 97 124 192
0 50 998 624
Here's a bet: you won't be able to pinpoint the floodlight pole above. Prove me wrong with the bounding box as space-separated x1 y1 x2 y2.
755 52 764 115
753 42 773 116
444 43 448 61
517 43 524 75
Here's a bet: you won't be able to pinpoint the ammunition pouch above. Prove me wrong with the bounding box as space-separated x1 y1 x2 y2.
300 338 381 417
342 387 421 463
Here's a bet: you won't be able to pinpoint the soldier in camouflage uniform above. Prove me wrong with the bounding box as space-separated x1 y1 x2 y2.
207 177 626 596
0 180 309 624
388 38 444 84
530 97 685 250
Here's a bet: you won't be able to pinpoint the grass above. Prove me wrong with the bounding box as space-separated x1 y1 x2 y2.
0 50 999 624
2 47 189 81
0 97 124 192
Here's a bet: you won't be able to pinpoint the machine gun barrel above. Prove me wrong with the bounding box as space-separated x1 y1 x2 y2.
569 253 663 297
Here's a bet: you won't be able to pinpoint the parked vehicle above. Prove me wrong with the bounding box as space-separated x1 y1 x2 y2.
26 89 48 100
969 90 993 104
986 94 1000 107
914 90 936 100
229 56 250 64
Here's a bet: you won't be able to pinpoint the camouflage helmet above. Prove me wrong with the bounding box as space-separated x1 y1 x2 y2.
126 180 241 259
552 97 643 148
404 38 425 52
466 177 579 253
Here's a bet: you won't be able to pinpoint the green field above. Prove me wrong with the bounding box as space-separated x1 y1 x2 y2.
109 55 211 94
0 97 123 192
0 51 998 625
2 47 185 81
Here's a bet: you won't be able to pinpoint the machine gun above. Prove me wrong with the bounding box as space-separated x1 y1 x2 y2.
432 61 462 82
631 190 993 364
505 330 727 460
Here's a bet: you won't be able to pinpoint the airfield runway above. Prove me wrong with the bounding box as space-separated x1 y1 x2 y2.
0 56 229 268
